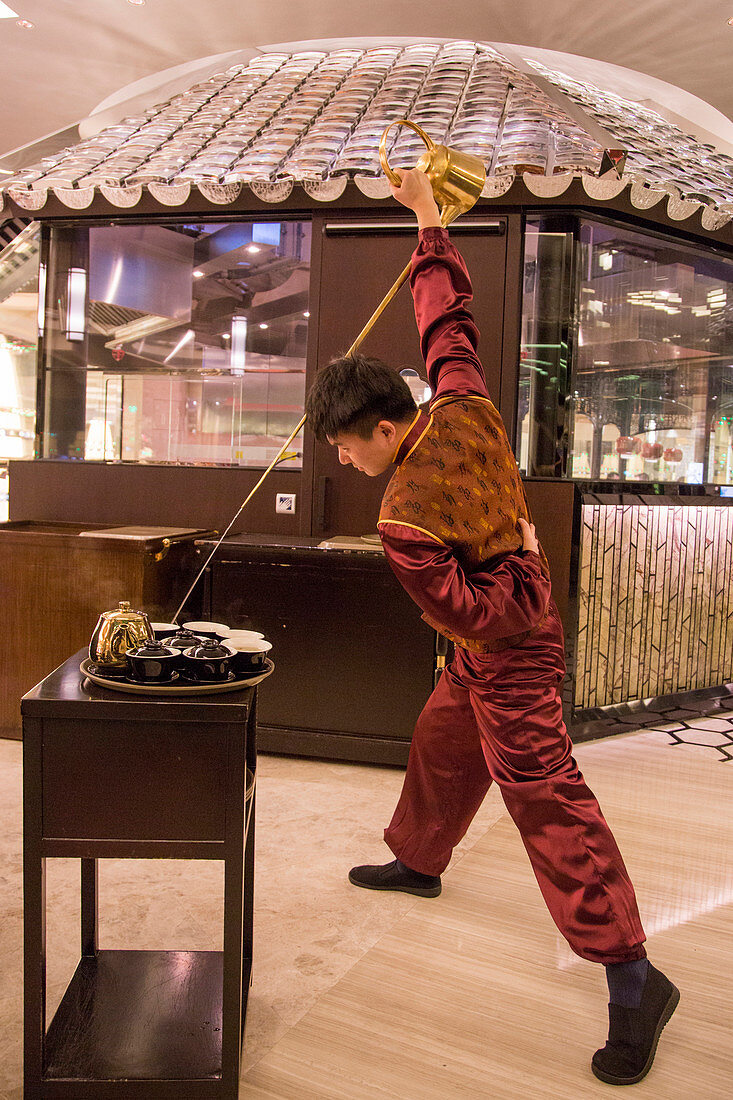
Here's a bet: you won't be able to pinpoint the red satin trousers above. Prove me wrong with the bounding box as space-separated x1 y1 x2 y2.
384 601 647 964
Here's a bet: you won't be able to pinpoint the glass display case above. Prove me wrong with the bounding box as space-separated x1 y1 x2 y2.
0 223 39 521
40 218 311 469
518 214 733 485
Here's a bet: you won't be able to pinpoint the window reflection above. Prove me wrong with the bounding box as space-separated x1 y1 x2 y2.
518 218 573 478
42 219 311 468
574 220 733 485
0 223 39 520
519 216 733 485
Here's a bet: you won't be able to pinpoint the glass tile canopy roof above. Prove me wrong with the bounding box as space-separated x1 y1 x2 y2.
2 40 733 230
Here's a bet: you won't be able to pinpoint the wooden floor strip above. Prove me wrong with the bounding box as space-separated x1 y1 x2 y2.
241 734 732 1098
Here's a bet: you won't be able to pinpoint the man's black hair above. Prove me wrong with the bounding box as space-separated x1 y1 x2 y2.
305 354 417 443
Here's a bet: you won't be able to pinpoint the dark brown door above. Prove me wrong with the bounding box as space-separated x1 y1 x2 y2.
312 218 509 537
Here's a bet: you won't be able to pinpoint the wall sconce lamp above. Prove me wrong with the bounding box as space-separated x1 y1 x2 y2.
65 267 87 341
231 315 248 374
37 262 46 336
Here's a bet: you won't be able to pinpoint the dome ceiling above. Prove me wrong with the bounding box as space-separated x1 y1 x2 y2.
2 41 733 233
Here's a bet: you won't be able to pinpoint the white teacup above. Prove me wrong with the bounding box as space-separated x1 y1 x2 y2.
229 637 272 674
222 628 265 644
182 620 230 639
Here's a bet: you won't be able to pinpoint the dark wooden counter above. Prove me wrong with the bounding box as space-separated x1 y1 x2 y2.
0 520 212 738
198 534 439 765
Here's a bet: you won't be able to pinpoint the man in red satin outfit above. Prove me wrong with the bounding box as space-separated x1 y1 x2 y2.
304 169 679 1086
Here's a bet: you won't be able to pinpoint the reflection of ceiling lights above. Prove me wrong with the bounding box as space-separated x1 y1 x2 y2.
164 328 194 364
103 314 181 348
626 288 688 315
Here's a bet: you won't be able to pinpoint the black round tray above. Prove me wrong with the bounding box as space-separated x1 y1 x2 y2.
80 657 274 695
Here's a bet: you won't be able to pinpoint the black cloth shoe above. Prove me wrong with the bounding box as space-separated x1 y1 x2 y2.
348 859 442 897
592 963 680 1085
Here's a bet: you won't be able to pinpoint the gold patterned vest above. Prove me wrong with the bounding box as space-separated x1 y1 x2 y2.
378 394 549 653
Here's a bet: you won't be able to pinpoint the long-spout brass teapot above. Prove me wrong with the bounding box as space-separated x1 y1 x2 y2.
89 600 154 673
378 119 486 224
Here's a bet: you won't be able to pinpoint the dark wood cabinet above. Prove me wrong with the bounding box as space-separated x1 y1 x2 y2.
202 536 438 764
0 521 212 737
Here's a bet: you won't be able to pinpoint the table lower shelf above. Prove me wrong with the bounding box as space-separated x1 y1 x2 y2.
44 950 227 1082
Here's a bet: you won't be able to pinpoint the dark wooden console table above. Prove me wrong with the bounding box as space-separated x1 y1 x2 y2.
22 650 258 1099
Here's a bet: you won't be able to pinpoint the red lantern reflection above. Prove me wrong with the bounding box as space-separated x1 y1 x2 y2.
615 436 638 455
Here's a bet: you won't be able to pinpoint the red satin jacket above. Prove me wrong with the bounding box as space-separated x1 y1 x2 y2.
377 227 551 647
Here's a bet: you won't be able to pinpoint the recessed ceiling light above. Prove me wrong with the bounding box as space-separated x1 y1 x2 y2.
259 323 268 330
17 18 34 28
221 333 231 339
127 0 146 6
193 270 205 278
247 244 261 254
303 311 310 318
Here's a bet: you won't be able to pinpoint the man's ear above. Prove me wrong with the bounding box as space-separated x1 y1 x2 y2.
376 420 397 442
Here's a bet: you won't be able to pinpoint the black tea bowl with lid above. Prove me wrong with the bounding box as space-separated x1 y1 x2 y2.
180 639 236 682
166 629 207 663
126 641 179 683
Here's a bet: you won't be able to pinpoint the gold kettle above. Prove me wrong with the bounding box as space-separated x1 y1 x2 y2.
89 601 154 673
378 119 486 225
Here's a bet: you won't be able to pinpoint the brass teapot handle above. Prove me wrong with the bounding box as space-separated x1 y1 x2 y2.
378 119 435 187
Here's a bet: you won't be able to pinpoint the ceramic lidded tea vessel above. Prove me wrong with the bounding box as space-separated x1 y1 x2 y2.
126 640 179 683
167 628 206 652
181 638 236 682
89 601 154 674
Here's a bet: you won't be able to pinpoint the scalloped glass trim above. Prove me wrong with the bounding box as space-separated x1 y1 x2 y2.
581 174 628 200
700 207 733 231
8 188 48 211
629 180 666 209
353 175 392 199
302 177 347 201
522 172 573 197
197 182 242 204
666 195 701 221
53 187 96 209
248 179 294 202
481 174 515 197
148 182 191 206
100 185 143 207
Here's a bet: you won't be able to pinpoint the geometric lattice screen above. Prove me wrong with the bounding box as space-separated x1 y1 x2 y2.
575 501 733 708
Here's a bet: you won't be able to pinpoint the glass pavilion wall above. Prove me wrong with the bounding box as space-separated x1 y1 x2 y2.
40 218 311 469
518 214 733 487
